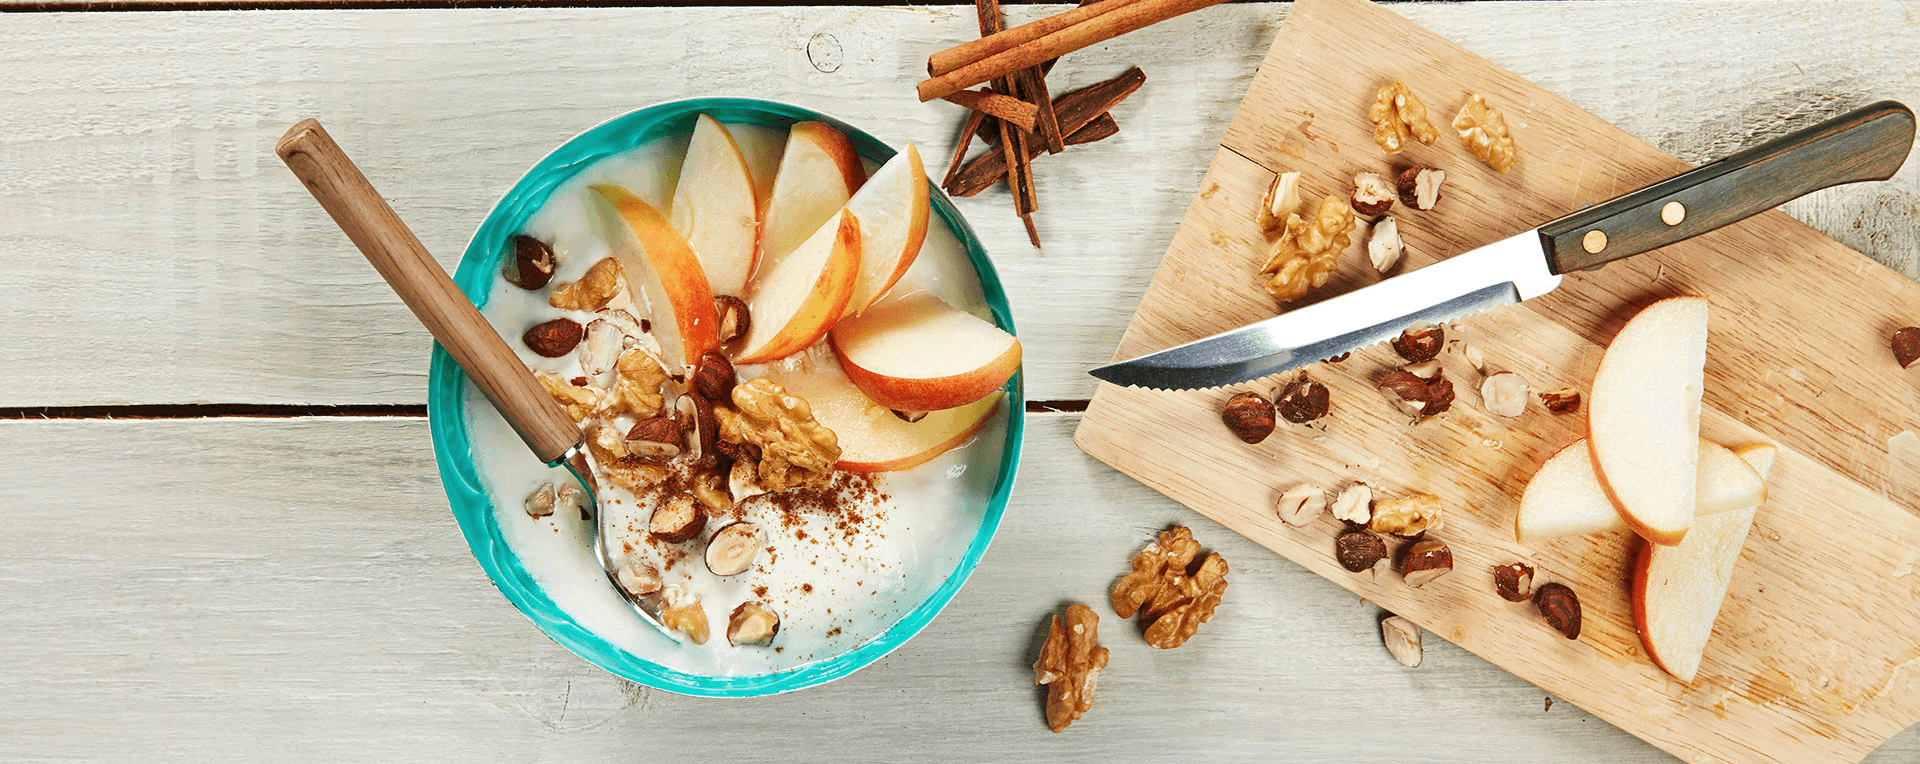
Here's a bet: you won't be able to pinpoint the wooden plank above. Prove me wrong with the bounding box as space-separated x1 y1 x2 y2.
0 415 1913 760
1 5 1918 406
1074 0 1920 761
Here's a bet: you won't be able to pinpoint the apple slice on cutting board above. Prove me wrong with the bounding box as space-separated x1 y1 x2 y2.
766 351 1002 472
759 121 865 269
669 114 761 297
830 288 1020 412
1515 438 1767 543
1633 442 1777 682
589 184 719 372
1588 295 1711 545
735 209 861 364
839 144 931 318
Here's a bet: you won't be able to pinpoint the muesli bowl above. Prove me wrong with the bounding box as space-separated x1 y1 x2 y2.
426 98 1023 697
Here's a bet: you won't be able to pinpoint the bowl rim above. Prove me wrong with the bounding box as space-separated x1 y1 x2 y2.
426 96 1024 698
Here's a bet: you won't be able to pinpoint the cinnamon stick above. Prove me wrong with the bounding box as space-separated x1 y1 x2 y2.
942 108 985 189
975 0 1039 236
1015 68 1065 154
942 89 1039 132
917 0 1227 102
928 0 1139 77
942 68 1142 196
944 114 1121 199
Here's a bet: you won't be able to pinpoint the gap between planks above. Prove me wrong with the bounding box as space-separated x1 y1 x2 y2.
1 400 1089 419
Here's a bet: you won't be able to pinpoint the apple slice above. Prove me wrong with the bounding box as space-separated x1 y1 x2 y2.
1515 438 1767 543
735 210 861 364
1588 295 1711 545
839 144 931 317
759 122 865 268
1633 442 1777 682
829 289 1020 411
765 353 1001 472
669 115 761 297
589 184 719 372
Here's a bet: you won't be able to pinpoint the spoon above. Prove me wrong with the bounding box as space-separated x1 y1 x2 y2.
276 118 680 643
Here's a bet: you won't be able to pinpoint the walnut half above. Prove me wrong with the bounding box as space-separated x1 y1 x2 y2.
1034 603 1110 733
1368 81 1440 154
715 378 841 492
1453 94 1517 172
1260 194 1356 302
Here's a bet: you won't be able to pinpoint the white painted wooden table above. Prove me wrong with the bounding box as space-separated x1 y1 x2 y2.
3 3 1918 760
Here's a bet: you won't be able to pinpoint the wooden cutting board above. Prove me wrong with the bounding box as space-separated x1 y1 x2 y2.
1073 0 1920 760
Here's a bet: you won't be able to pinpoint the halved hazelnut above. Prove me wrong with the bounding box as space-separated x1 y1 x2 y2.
523 318 584 358
1534 582 1582 639
1398 538 1454 587
1275 377 1330 424
1367 215 1404 272
727 602 782 646
1381 614 1423 668
1391 323 1444 362
615 557 662 597
714 295 751 344
1396 167 1446 211
1493 562 1535 602
1276 483 1327 527
1331 483 1373 525
648 493 705 542
675 394 717 465
626 416 683 462
1351 171 1396 217
1335 528 1387 572
503 235 556 290
706 522 763 576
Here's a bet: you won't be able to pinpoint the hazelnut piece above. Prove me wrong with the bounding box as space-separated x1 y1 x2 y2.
1379 369 1455 417
674 394 718 464
1334 528 1387 572
614 557 662 598
705 522 763 576
1276 483 1327 527
1351 171 1397 217
1534 582 1583 639
1331 483 1373 525
1894 327 1920 368
1396 167 1446 211
1367 215 1404 272
727 602 782 646
1493 562 1535 602
523 318 584 358
1381 614 1423 668
1258 171 1303 232
1222 391 1277 444
1391 323 1444 362
1402 360 1442 380
692 350 736 402
579 318 628 376
714 295 751 344
503 234 556 290
1480 371 1530 417
523 482 556 518
1399 538 1454 587
556 483 587 521
1274 377 1330 424
648 493 705 542
625 416 683 462
1539 387 1581 414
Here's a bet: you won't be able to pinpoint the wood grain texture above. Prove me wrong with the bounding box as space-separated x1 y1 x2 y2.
0 415 1912 761
1075 0 1920 761
2 4 1919 405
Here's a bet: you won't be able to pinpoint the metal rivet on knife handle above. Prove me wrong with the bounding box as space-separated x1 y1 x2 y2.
1661 201 1686 226
1582 229 1608 254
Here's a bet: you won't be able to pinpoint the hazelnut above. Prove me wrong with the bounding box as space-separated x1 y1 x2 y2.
692 350 736 402
705 522 763 576
1894 327 1920 368
579 318 628 376
714 295 751 344
1402 360 1441 379
1351 171 1396 217
1222 391 1277 444
675 393 717 465
1366 215 1404 272
614 557 662 598
523 318 584 357
1274 377 1330 424
523 482 556 518
1331 483 1373 525
1479 371 1530 417
1379 370 1455 417
1396 167 1446 211
556 483 587 521
625 416 684 462
1391 323 1444 362
503 234 556 290
1276 483 1327 527
1534 582 1582 639
727 602 781 646
1539 387 1581 414
1399 538 1454 587
1493 562 1535 602
648 493 706 542
1335 528 1387 572
1380 614 1423 668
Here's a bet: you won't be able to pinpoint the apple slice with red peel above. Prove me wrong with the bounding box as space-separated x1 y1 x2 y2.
669 115 761 297
589 184 719 372
1633 442 1776 682
766 352 1001 472
735 209 861 364
1515 438 1767 543
830 289 1019 411
760 122 864 269
1589 295 1711 546
840 144 931 317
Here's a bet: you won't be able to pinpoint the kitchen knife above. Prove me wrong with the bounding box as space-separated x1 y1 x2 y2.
1090 100 1916 391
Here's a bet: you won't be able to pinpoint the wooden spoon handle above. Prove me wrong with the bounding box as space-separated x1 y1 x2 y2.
276 119 581 465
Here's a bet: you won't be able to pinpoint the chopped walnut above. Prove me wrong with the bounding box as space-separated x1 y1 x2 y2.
658 587 710 645
548 256 624 312
1368 81 1440 154
536 371 600 422
1111 526 1201 619
1260 194 1356 302
1370 492 1444 537
1143 553 1228 649
1034 603 1110 733
1258 171 1304 234
601 347 668 419
715 378 841 492
1453 94 1517 172
586 420 668 492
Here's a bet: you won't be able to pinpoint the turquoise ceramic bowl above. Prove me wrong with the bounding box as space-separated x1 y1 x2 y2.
427 98 1023 697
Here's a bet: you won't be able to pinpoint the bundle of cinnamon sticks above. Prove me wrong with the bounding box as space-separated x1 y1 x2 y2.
922 0 1229 245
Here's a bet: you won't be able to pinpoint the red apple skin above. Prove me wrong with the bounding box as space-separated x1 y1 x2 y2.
793 121 866 197
1629 541 1673 675
845 145 931 317
835 396 1001 472
1586 294 1711 547
733 212 862 365
591 184 720 366
830 332 1019 412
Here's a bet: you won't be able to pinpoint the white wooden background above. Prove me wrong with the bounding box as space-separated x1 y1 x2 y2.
1 3 1917 761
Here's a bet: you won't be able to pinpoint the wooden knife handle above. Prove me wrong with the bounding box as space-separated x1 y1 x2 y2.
276 119 581 465
1542 100 1915 274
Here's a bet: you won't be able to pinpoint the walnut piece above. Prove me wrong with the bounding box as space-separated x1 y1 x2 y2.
603 347 668 419
1143 553 1228 649
1276 483 1328 527
1111 526 1201 619
658 587 710 645
1370 492 1444 536
1480 371 1530 417
1260 194 1356 302
1381 615 1423 668
715 378 841 492
1034 603 1110 733
587 420 668 493
1258 171 1304 233
1453 94 1517 172
1366 215 1403 272
548 256 624 312
1368 81 1440 154
536 371 599 422
1331 483 1373 525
